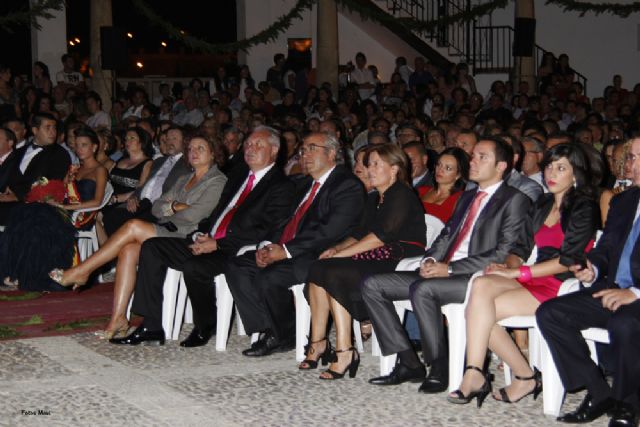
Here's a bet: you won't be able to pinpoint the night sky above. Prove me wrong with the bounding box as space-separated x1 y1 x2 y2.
2 0 237 76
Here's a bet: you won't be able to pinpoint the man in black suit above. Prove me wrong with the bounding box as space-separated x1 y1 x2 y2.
111 126 295 347
227 132 366 357
221 125 245 175
102 126 192 235
403 141 434 189
363 137 531 392
0 113 70 225
537 137 640 427
0 127 17 193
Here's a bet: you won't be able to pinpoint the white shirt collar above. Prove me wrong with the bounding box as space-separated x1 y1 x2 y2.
250 162 275 184
314 166 336 186
477 180 503 198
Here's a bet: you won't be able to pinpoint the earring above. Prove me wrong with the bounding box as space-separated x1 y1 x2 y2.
573 178 577 188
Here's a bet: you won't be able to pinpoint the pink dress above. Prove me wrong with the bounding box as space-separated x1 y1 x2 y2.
520 222 593 303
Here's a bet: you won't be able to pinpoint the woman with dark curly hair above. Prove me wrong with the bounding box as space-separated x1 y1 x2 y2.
448 143 600 407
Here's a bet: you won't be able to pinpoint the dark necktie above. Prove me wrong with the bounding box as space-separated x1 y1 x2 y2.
212 173 255 240
279 181 321 245
445 191 487 261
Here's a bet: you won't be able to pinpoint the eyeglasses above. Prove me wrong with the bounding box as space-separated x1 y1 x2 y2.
299 143 329 155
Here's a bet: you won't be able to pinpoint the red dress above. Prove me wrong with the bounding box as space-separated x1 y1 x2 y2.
417 186 462 224
521 222 593 303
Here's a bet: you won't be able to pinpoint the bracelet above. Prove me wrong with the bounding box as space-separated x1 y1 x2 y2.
517 266 532 283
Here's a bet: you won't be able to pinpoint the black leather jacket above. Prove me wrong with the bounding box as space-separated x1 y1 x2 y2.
512 192 600 281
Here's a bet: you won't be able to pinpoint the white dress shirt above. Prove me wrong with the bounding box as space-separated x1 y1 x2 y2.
19 144 43 174
140 153 183 202
450 181 503 262
207 163 275 237
260 166 336 258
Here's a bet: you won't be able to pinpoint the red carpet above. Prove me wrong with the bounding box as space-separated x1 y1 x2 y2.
0 282 115 340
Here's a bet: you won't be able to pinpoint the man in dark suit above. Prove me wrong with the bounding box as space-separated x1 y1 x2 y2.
110 126 295 347
0 127 17 193
403 141 434 189
505 136 543 202
221 125 245 175
227 132 366 357
363 137 531 392
536 137 640 427
0 113 70 225
102 126 192 235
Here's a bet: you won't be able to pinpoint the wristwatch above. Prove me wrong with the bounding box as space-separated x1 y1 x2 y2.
447 265 453 276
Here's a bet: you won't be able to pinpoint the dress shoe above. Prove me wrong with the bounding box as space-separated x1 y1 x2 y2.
109 325 165 346
242 333 294 357
609 403 639 427
418 364 449 394
180 327 215 348
557 394 615 423
369 363 426 386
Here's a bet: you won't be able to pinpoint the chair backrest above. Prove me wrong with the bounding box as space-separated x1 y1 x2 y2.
425 214 445 248
71 182 114 222
525 246 538 266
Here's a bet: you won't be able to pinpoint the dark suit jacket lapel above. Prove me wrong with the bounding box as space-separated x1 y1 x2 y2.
469 182 507 245
296 167 340 230
239 166 277 209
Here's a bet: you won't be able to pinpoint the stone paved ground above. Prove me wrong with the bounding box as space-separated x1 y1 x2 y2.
0 325 608 427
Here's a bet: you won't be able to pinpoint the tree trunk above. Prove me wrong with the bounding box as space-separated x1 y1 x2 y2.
316 0 339 93
90 0 113 112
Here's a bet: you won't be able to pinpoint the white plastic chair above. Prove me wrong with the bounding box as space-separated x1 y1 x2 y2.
291 283 364 362
375 270 479 393
169 245 258 349
75 182 114 261
539 279 611 416
126 266 185 340
424 214 445 248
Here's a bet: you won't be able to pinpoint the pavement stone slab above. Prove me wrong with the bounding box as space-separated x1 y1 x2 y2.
0 328 610 427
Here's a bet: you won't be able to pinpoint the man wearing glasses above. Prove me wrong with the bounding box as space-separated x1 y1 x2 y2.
227 132 366 357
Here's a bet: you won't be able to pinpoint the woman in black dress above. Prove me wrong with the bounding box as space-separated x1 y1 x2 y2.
300 144 426 379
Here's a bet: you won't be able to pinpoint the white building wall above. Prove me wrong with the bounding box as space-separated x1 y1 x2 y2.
238 0 639 97
30 1 67 80
237 0 423 84
491 0 640 97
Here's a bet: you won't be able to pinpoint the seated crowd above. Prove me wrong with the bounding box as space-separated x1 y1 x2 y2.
0 51 639 426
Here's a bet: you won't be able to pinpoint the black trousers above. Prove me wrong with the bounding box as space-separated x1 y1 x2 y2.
131 237 228 332
0 201 21 226
225 251 296 341
536 287 640 408
102 199 155 236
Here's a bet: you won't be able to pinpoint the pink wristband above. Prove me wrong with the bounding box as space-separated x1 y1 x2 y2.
517 266 532 283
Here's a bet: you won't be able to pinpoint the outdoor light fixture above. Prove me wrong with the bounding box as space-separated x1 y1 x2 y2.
127 32 133 39
161 41 167 47
136 62 144 69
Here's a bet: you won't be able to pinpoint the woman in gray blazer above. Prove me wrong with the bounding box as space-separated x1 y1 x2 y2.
50 134 227 339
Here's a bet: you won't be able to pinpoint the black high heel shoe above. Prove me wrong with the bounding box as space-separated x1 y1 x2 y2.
298 337 336 370
447 365 492 408
319 347 360 380
494 367 542 403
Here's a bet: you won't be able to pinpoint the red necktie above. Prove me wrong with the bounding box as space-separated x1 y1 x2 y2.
445 191 487 261
279 181 321 244
212 173 255 239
